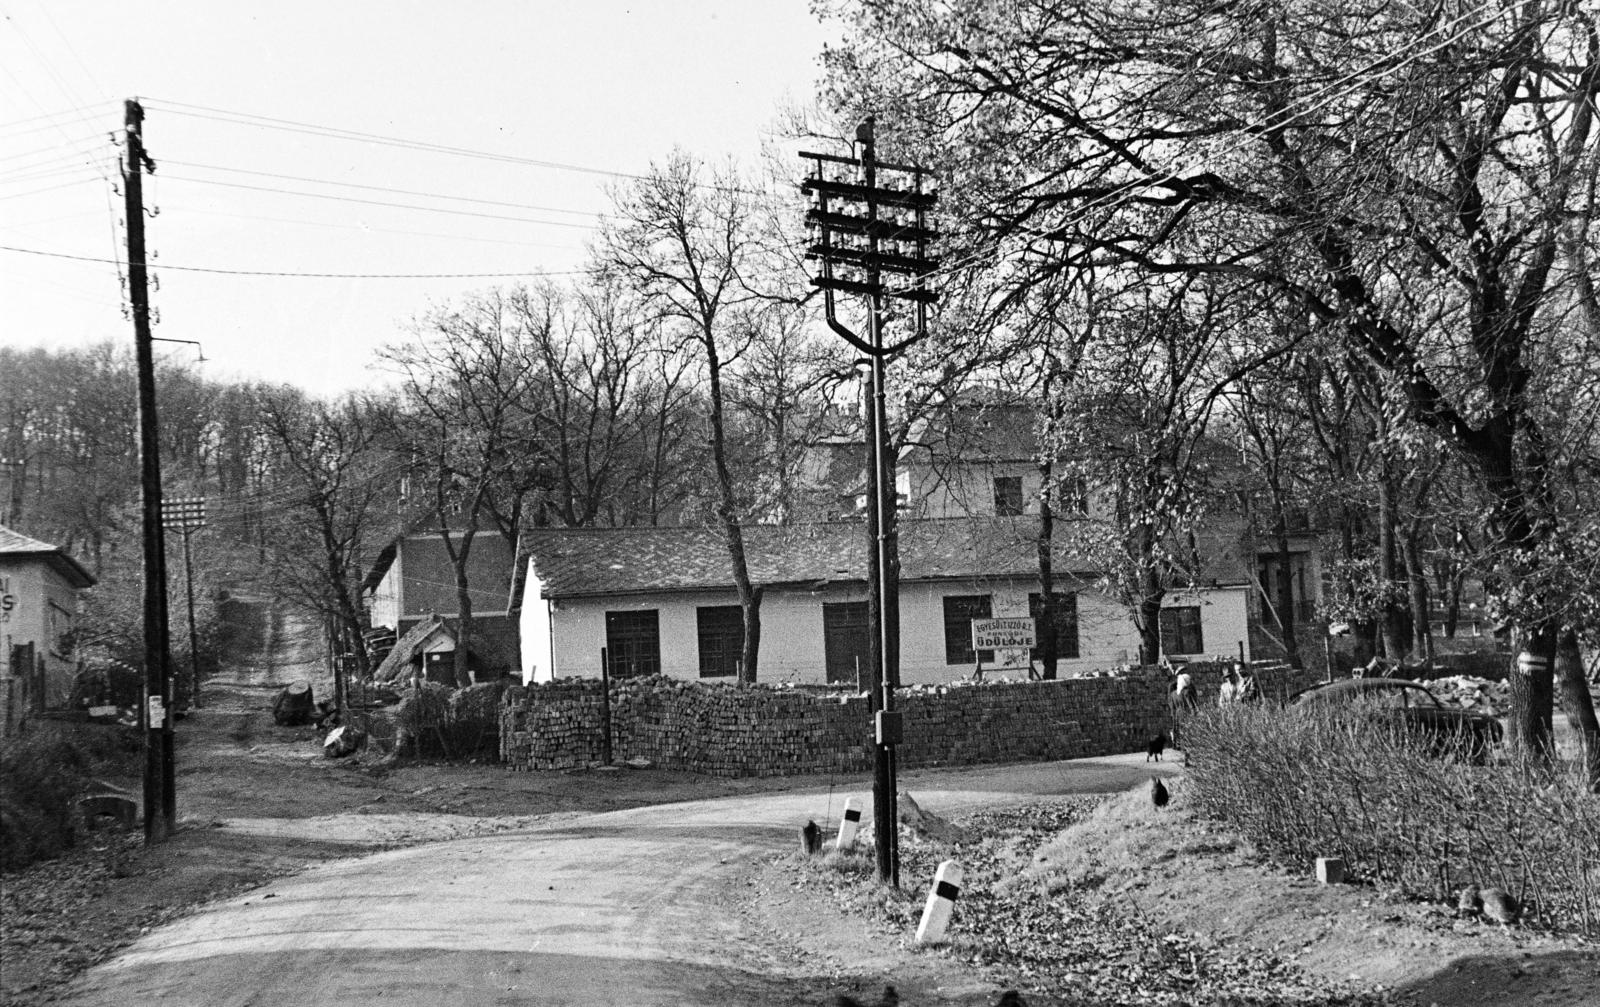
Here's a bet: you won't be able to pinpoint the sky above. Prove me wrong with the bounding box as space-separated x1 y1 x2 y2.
1 1 843 396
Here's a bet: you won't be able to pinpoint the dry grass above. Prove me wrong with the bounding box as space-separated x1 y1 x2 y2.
1183 704 1600 935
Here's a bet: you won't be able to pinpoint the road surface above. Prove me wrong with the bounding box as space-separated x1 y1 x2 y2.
57 756 1174 1006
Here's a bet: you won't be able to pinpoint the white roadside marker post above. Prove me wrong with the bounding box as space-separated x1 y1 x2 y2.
915 859 962 945
837 798 862 851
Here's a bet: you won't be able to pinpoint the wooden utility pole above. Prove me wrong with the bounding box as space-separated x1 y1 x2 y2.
802 119 939 887
161 496 206 709
125 98 176 843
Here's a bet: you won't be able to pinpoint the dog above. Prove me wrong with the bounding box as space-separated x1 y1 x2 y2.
1145 732 1167 762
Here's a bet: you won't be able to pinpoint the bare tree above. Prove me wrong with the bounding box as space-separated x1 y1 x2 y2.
258 388 388 678
597 152 784 684
385 291 537 688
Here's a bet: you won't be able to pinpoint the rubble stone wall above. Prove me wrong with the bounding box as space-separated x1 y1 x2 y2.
499 662 1320 777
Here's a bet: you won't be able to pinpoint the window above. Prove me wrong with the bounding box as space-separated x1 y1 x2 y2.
993 475 1024 516
696 605 744 678
1159 606 1204 656
823 601 869 685
1028 592 1080 661
943 594 994 665
605 609 660 679
48 601 73 657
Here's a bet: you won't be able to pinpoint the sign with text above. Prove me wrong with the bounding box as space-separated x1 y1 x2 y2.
971 617 1036 651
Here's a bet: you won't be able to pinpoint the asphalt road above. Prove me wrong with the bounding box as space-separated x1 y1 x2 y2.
58 757 1177 1007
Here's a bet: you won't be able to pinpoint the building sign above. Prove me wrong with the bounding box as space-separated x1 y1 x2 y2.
0 575 14 623
971 617 1036 651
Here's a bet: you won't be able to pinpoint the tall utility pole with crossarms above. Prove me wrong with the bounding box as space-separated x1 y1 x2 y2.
801 118 939 886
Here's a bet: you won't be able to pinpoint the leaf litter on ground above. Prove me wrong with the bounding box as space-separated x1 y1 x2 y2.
799 797 1389 1006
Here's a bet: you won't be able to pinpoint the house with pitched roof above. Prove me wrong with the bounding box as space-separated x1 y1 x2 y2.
517 516 1253 685
1 524 95 725
362 531 520 680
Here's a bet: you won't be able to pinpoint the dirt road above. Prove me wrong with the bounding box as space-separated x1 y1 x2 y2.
53 774 1163 1006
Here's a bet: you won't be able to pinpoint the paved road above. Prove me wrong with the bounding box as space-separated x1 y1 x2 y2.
59 756 1177 1007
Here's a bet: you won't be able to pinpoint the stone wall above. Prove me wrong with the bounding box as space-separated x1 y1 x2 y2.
499 661 1320 777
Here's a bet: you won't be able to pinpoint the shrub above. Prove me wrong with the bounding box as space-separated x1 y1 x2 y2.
392 681 503 759
1184 704 1600 935
0 723 139 871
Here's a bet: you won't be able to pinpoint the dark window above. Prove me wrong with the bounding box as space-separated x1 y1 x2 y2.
605 609 660 679
1159 606 1204 656
696 605 744 678
943 594 994 665
993 475 1024 516
1063 476 1089 514
823 601 870 685
1029 592 1080 661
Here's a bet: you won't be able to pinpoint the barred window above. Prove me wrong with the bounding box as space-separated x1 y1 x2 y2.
696 605 744 678
943 594 994 665
605 609 660 678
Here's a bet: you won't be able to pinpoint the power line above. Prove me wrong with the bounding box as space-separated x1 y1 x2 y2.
144 98 652 181
0 177 99 201
0 242 586 279
163 159 604 218
169 204 586 253
160 174 601 229
140 97 769 197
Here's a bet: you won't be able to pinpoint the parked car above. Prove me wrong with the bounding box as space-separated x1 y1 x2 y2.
1290 678 1503 763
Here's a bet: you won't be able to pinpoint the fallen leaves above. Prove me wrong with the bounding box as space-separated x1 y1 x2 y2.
800 799 1389 1006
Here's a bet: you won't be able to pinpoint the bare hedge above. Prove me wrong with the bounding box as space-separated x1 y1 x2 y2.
1183 703 1600 936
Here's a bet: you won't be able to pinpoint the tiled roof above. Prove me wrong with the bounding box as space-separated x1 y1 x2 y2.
523 517 1104 598
0 524 95 588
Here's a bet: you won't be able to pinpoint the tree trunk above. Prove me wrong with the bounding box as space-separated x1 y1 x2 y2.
1556 629 1600 792
1273 520 1300 668
1036 460 1058 680
1138 593 1162 667
1508 627 1558 763
705 342 759 684
447 528 477 689
1376 473 1407 661
1402 522 1432 663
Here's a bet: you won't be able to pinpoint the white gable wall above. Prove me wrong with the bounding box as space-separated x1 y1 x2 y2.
519 562 554 683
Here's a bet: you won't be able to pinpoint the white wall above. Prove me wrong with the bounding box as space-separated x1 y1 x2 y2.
520 562 553 683
529 574 1253 685
0 558 84 705
369 564 401 631
1162 585 1251 663
544 585 861 684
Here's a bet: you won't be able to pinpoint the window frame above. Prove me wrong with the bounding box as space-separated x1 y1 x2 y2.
1159 605 1204 656
993 475 1024 516
604 609 660 679
695 604 744 679
943 594 994 665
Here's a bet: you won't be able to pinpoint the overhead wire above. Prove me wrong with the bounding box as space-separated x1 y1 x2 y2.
0 242 587 279
161 159 604 218
159 174 602 229
168 204 586 253
140 96 769 197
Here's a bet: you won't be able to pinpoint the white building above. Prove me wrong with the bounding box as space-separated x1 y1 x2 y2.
518 517 1251 685
1 524 95 724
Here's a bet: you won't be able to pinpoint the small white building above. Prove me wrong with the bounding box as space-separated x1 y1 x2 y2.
518 517 1250 685
1 524 95 723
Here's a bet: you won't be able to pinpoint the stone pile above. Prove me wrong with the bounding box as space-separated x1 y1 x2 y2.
1427 675 1511 717
499 669 1290 778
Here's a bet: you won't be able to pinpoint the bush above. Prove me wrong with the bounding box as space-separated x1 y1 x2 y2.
392 681 502 759
1184 703 1600 936
0 723 139 871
